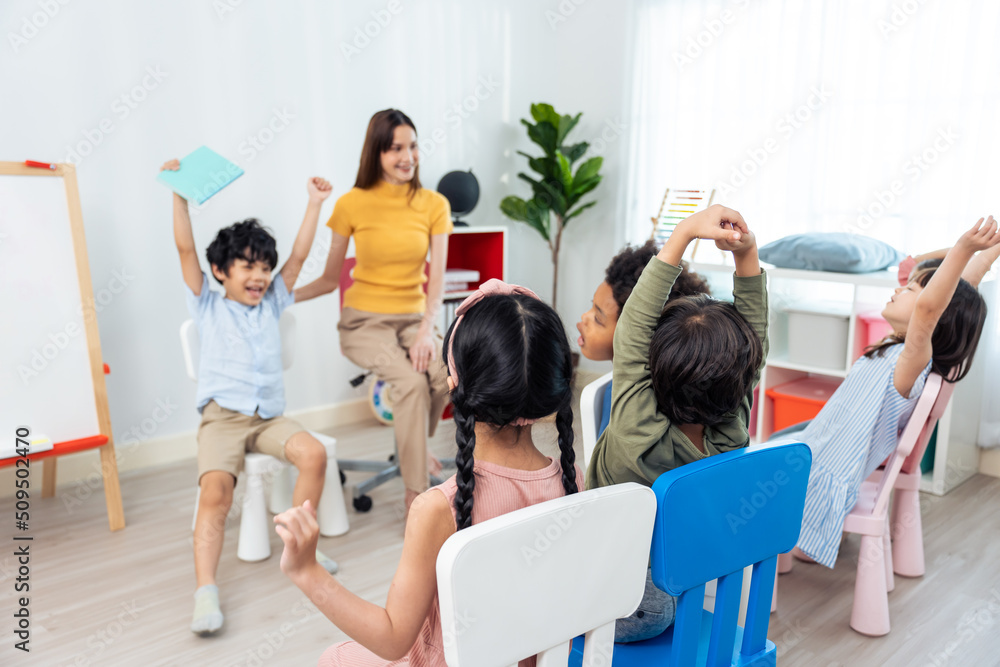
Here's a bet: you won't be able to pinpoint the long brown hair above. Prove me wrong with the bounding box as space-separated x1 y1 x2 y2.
354 109 421 199
864 261 987 382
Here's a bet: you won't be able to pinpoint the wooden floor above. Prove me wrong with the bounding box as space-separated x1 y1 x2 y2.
3 383 1000 666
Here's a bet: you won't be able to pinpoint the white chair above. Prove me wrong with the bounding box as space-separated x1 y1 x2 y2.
181 312 349 563
436 483 656 666
580 371 613 469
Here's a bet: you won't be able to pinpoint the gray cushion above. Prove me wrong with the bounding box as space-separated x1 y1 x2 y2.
758 233 903 273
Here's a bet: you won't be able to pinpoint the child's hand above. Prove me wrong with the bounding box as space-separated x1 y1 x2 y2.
307 177 333 203
160 158 180 172
274 500 321 579
678 204 749 247
716 228 756 255
956 216 999 253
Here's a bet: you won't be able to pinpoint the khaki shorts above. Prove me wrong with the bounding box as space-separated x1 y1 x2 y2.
196 400 305 481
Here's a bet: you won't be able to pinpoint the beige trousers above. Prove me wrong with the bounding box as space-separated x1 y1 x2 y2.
337 307 451 492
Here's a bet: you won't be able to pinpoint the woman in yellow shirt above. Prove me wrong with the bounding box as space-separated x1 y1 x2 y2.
296 109 453 509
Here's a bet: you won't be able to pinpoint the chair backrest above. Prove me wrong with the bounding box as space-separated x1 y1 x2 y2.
338 257 356 311
649 444 811 666
899 373 954 475
869 373 945 516
436 483 656 667
179 311 297 382
338 256 431 311
650 187 716 246
580 371 613 469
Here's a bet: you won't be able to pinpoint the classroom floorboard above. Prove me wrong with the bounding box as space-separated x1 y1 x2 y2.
2 376 999 666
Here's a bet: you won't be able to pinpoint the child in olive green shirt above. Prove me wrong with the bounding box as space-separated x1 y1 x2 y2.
585 204 768 642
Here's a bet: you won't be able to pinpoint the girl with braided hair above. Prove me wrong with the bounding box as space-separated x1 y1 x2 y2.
275 279 583 666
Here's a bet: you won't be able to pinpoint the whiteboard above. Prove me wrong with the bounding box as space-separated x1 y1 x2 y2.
0 174 101 443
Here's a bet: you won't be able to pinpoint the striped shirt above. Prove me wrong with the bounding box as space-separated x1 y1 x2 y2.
317 458 584 667
756 343 930 567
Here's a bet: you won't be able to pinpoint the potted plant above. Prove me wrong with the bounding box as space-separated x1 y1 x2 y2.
500 103 603 310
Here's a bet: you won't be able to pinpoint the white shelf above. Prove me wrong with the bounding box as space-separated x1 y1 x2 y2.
689 261 900 288
752 266 981 497
765 357 849 378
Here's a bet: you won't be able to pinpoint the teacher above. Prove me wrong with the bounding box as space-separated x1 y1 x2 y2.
295 109 452 510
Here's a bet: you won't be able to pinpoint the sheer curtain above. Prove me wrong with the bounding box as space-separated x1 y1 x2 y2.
619 0 1000 447
619 0 1000 255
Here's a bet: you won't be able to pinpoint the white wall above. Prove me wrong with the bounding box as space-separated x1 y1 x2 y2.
0 0 630 464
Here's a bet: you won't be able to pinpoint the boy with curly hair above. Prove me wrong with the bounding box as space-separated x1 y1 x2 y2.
161 159 338 636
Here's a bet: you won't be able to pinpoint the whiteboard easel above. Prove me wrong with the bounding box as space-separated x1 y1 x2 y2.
0 162 124 531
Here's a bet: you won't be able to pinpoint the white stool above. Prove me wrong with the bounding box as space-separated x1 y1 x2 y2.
191 431 349 562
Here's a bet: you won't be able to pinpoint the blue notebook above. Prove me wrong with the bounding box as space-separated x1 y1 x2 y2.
157 146 244 204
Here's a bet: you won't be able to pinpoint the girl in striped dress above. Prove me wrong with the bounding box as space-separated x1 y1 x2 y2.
758 217 999 567
274 280 583 666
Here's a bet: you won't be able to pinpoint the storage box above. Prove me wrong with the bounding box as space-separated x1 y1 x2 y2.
785 301 850 370
765 376 841 432
858 310 893 347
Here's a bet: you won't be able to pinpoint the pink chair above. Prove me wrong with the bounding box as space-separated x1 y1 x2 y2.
777 373 949 636
888 376 954 577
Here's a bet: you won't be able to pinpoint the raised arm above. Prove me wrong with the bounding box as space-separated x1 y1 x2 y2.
961 240 1000 287
409 233 449 373
280 177 333 291
293 230 349 303
608 205 752 436
895 216 1000 395
161 159 203 295
276 492 455 660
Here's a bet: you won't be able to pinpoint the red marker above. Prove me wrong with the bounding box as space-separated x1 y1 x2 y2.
25 160 56 170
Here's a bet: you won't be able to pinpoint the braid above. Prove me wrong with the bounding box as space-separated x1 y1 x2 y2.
452 407 477 530
555 405 578 495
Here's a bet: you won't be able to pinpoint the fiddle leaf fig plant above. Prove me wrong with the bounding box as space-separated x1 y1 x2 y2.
500 103 603 309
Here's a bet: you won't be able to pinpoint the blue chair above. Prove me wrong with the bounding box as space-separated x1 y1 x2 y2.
571 443 811 667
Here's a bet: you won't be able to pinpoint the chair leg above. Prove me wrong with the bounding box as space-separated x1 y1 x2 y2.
851 534 891 636
191 487 201 532
269 465 295 515
771 571 778 613
318 456 350 537
891 487 925 577
883 519 895 593
237 471 272 562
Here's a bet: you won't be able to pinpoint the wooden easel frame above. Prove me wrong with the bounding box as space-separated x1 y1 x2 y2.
0 162 124 531
649 187 718 261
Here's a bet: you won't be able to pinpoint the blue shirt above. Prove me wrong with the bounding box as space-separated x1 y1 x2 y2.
185 272 294 419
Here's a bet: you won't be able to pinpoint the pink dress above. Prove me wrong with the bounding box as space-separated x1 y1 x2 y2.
317 457 584 667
